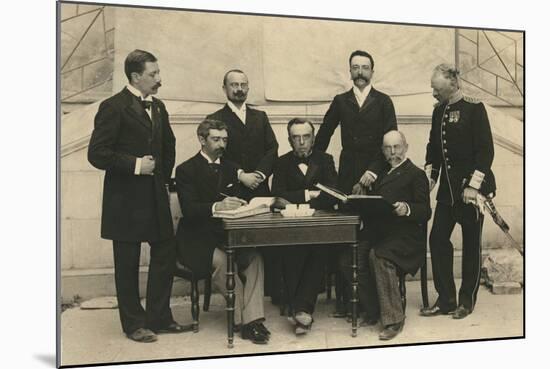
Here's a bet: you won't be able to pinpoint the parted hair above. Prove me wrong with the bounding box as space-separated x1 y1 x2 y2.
197 119 228 138
349 50 375 70
124 49 157 82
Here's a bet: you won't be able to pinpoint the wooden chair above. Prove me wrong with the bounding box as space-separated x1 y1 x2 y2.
398 223 430 312
173 261 212 333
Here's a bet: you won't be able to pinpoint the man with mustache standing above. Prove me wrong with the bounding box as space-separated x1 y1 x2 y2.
421 64 496 319
206 70 281 302
314 50 397 316
206 69 278 201
88 49 186 343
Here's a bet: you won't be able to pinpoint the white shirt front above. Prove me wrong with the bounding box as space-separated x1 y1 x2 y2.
227 100 247 124
353 84 372 108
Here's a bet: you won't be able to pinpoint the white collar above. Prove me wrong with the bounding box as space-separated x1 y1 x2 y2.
126 84 153 102
200 150 221 164
227 100 246 114
353 84 372 98
388 157 408 172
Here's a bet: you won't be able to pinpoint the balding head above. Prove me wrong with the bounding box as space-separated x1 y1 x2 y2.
382 130 408 168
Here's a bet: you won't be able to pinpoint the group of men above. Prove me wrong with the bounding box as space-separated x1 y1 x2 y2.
87 48 496 345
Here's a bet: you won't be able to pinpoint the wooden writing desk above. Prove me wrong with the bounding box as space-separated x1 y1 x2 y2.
222 210 361 348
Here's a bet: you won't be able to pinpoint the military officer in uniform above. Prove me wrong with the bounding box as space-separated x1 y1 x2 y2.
421 64 496 319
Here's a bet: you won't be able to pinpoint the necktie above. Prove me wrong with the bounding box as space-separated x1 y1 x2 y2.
209 163 221 174
140 99 152 111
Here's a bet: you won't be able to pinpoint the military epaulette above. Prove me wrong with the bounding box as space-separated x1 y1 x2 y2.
463 95 481 104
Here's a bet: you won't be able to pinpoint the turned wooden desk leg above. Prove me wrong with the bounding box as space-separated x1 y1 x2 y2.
351 241 359 337
225 245 235 348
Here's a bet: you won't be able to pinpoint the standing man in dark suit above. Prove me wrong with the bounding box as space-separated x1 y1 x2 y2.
315 50 397 317
207 69 281 302
421 64 496 320
355 130 431 340
88 49 186 343
206 69 279 200
271 118 338 335
175 119 270 345
314 50 397 195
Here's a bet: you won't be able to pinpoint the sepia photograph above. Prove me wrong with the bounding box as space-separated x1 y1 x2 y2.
55 0 526 367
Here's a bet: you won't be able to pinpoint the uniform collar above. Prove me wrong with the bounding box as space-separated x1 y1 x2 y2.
447 89 463 105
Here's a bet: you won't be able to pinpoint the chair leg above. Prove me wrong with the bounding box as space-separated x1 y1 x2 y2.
203 276 212 312
399 273 407 312
191 278 200 333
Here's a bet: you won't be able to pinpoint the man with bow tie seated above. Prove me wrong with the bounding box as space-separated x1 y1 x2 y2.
349 130 431 340
175 119 270 344
271 118 339 335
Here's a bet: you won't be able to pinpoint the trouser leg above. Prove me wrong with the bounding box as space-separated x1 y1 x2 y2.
357 242 379 320
292 247 327 314
369 249 404 326
212 248 245 325
146 237 176 329
239 249 265 324
458 204 484 311
113 241 145 334
429 202 458 311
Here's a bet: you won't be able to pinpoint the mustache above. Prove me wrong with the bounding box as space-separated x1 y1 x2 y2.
153 82 162 89
234 91 246 97
353 76 369 82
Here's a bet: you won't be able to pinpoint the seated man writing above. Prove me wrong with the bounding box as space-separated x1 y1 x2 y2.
175 119 270 344
271 118 338 335
352 130 431 340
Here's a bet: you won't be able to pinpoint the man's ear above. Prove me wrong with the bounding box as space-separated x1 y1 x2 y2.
198 135 206 146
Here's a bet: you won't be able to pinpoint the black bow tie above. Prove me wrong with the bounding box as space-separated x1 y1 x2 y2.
295 155 310 165
140 99 152 111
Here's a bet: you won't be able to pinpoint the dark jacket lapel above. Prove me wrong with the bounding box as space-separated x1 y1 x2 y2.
377 159 413 188
123 88 152 130
359 87 378 113
304 152 321 186
344 88 360 111
222 104 246 133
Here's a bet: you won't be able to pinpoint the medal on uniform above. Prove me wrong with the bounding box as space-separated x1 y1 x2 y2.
449 110 460 123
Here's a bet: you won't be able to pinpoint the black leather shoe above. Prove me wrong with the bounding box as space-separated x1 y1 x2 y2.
420 304 455 317
379 320 404 340
258 322 271 337
154 322 193 334
241 322 268 344
126 328 157 343
452 305 472 319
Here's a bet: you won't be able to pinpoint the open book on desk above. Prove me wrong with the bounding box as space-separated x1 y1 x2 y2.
315 183 394 216
212 197 290 219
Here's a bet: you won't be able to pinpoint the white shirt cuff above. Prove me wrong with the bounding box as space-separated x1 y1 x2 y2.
255 170 267 181
134 157 142 175
305 190 311 202
237 169 243 181
404 202 411 216
212 202 217 214
366 170 377 180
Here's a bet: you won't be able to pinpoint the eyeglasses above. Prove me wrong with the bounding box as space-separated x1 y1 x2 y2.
228 83 249 89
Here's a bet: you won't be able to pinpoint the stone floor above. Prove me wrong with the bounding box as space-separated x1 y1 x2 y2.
60 281 523 367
